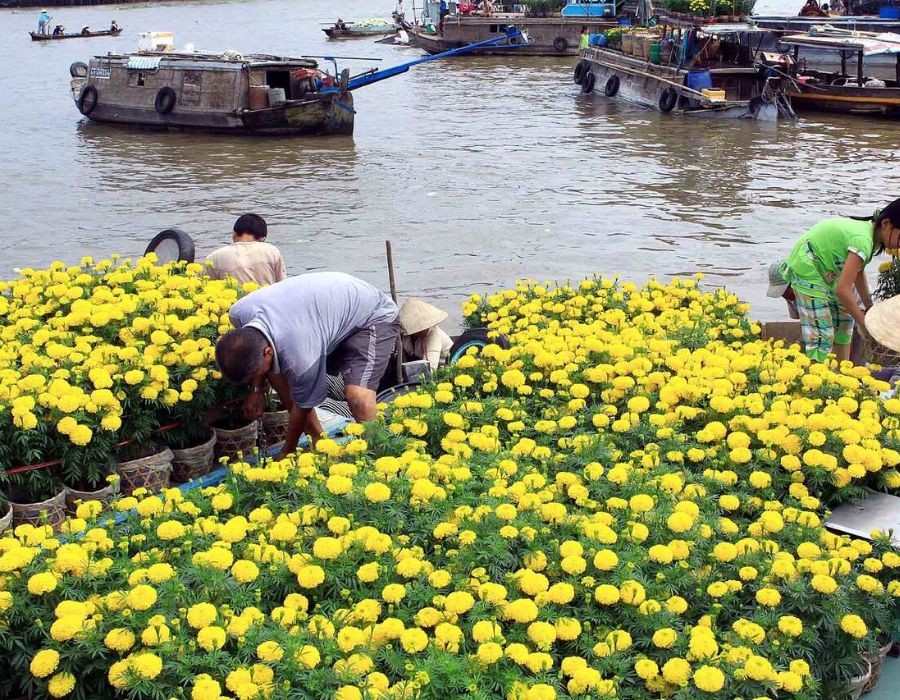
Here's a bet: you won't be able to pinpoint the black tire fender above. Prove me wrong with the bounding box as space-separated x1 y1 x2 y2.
448 328 511 365
154 86 177 115
77 84 98 115
604 75 620 97
144 229 196 264
69 61 89 78
574 60 587 84
376 382 420 404
553 36 568 54
581 70 596 94
659 86 678 112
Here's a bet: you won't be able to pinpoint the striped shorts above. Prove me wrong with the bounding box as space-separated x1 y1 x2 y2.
794 291 854 362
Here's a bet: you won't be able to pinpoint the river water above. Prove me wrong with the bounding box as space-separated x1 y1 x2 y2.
1 0 899 323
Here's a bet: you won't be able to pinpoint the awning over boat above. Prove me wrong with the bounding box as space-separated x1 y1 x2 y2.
779 31 900 55
699 23 771 35
126 56 162 71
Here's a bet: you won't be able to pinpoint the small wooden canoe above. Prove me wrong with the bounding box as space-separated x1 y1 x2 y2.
30 28 123 41
323 25 396 39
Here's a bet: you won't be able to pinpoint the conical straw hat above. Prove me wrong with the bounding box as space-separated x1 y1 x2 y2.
399 298 448 335
866 296 900 352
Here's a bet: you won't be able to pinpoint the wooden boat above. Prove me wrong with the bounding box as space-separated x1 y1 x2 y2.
750 16 900 65
69 52 354 136
67 30 528 137
30 28 123 41
323 19 397 39
780 30 900 116
576 25 794 120
407 1 624 56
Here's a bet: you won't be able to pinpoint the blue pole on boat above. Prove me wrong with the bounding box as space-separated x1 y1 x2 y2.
342 27 528 91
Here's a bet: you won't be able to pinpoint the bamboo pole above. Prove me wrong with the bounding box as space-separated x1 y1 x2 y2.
385 241 404 383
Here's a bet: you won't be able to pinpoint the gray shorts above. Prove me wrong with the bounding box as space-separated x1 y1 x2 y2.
326 321 400 391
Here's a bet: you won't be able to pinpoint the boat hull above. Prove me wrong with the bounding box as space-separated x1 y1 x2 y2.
788 85 900 116
72 54 352 137
409 15 618 56
79 91 354 136
324 27 396 38
579 48 781 120
30 29 123 41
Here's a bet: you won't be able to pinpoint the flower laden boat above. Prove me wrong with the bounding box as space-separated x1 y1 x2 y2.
323 17 399 39
575 24 795 120
779 29 900 117
30 27 123 41
3 271 900 700
406 0 624 56
68 29 530 136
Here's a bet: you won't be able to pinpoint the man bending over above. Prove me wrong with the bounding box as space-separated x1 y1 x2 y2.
215 272 400 458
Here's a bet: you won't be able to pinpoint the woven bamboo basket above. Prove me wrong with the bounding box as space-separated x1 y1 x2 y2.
862 330 900 369
862 641 893 693
0 503 12 535
213 421 258 463
170 432 217 483
64 478 120 514
621 32 634 56
848 659 871 700
8 488 67 530
260 410 290 449
117 447 173 495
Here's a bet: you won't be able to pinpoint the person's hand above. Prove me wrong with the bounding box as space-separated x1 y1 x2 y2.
242 391 266 421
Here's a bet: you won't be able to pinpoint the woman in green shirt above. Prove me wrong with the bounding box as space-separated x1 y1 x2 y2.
783 198 900 362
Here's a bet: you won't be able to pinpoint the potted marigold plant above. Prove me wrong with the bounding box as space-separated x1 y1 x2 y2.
1 468 67 529
260 391 291 451
0 491 10 534
0 255 242 501
210 383 259 463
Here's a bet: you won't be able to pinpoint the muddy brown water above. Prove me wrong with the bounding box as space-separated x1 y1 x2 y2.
2 0 899 324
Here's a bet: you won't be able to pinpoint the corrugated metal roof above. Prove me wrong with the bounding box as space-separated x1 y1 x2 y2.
780 31 900 55
126 56 162 70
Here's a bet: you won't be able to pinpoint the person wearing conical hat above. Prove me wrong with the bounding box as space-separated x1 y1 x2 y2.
38 9 51 35
767 259 798 320
400 298 452 372
866 296 900 359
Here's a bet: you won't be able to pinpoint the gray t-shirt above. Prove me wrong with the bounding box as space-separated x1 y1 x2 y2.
229 272 398 408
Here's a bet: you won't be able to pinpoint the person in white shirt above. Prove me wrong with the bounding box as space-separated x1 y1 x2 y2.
400 298 453 372
204 213 286 286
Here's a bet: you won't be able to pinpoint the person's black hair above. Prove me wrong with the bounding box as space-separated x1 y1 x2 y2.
215 328 269 383
849 197 900 255
233 213 268 240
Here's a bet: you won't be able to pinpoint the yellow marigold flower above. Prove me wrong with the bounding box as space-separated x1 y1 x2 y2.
256 640 284 662
104 627 136 652
27 571 58 596
47 671 76 698
187 602 218 629
29 649 60 678
399 628 428 653
693 665 725 692
839 614 867 638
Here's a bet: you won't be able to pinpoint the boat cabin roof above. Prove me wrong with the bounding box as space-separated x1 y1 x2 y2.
699 23 771 35
779 31 900 55
96 51 319 69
